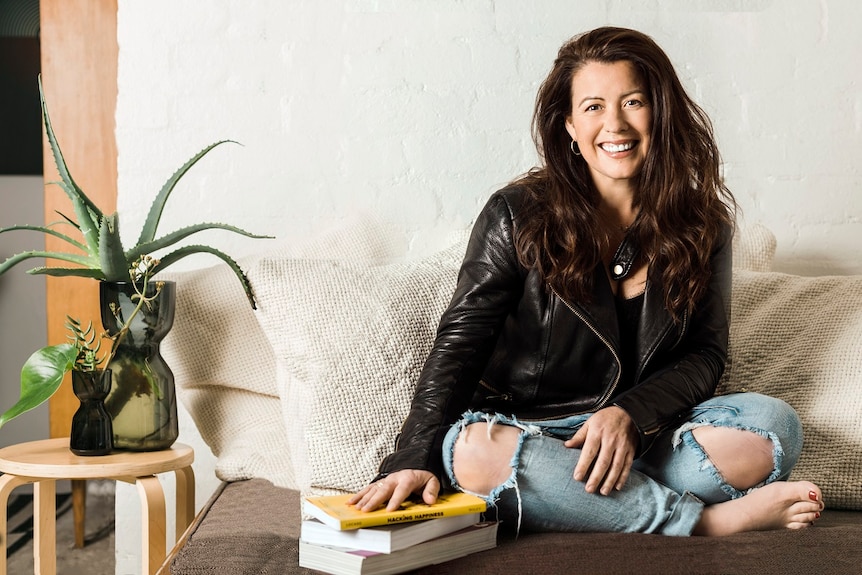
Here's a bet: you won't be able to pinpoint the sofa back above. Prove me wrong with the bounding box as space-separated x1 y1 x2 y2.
164 221 862 510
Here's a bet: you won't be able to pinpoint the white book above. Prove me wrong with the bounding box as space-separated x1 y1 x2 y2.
300 512 481 554
299 521 498 575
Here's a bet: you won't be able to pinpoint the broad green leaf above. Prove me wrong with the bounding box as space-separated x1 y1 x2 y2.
0 343 77 428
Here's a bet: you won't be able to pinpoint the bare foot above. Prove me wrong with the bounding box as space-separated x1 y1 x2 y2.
693 481 824 536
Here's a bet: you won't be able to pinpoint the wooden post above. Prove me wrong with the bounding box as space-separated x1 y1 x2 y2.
40 0 118 437
40 0 118 548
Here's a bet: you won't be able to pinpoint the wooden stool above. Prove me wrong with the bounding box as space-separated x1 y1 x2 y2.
0 437 195 575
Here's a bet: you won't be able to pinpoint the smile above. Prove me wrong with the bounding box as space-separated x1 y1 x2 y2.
600 141 635 153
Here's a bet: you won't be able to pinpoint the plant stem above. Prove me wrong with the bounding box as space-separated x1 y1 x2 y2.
106 273 162 366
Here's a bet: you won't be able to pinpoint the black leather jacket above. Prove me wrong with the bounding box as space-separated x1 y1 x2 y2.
378 185 732 480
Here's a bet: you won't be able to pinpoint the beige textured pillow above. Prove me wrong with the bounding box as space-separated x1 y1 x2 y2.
162 216 402 488
718 270 862 509
249 240 466 496
732 222 776 272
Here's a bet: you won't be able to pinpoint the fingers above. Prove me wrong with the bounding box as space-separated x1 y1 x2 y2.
421 476 442 506
567 407 637 496
582 450 633 496
348 470 439 513
349 479 393 512
387 479 415 511
583 444 620 495
614 456 632 492
564 425 586 449
571 432 598 484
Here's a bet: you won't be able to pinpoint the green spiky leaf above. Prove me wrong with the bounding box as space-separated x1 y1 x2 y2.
39 76 103 252
129 222 272 260
0 223 88 252
135 140 239 248
29 267 106 279
0 77 272 302
98 213 129 282
0 251 97 276
149 244 259 309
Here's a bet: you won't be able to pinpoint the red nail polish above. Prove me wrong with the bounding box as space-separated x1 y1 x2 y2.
815 512 821 519
809 490 818 501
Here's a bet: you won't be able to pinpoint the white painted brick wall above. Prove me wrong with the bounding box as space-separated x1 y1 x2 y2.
115 0 862 276
113 2 862 572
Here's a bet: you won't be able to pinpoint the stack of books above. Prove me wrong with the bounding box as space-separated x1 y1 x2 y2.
299 491 497 575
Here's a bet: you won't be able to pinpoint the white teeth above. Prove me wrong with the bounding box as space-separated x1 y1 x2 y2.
601 142 634 153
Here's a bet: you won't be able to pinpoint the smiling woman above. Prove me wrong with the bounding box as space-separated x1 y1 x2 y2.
351 26 825 541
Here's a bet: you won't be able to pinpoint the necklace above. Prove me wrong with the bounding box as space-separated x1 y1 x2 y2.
600 210 635 234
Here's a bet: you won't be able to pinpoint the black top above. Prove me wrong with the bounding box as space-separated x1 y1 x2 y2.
615 291 645 396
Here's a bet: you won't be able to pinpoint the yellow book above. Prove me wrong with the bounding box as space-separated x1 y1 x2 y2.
303 491 487 531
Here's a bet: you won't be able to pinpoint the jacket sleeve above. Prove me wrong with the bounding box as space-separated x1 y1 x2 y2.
376 191 525 480
612 224 734 455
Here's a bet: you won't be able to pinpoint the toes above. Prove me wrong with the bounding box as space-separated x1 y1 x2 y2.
804 484 825 508
786 520 814 530
788 506 822 528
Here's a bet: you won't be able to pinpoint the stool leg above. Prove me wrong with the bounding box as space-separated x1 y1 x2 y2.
0 474 32 575
34 480 57 575
136 475 166 575
72 479 86 548
173 466 196 541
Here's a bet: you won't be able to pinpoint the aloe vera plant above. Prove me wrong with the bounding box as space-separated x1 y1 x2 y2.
0 76 271 308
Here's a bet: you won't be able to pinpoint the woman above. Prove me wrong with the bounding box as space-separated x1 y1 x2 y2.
349 26 823 536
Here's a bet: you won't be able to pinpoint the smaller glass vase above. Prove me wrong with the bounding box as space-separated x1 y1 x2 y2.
70 369 113 456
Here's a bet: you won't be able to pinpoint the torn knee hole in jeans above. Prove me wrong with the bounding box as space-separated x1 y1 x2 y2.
444 411 542 536
672 422 784 498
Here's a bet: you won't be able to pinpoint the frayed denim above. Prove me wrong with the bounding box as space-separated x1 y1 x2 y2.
441 392 802 536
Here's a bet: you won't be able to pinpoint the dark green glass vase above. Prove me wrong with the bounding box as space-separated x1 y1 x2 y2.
101 280 178 451
70 369 113 456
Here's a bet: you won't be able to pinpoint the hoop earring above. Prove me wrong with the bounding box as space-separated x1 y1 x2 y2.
570 140 581 156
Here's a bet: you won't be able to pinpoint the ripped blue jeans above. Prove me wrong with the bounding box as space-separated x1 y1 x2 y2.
441 392 803 536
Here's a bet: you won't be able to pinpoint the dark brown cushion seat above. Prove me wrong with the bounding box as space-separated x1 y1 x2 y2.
166 478 862 575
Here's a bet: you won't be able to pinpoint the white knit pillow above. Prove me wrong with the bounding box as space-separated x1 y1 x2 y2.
732 222 776 272
718 270 862 509
249 240 466 496
162 216 402 488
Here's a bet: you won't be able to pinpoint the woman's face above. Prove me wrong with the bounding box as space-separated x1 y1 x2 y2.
564 60 652 196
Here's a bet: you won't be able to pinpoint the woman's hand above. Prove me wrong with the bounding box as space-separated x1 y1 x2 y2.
347 469 440 512
564 406 638 496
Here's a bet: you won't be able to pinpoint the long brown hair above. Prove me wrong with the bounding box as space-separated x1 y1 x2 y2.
514 27 737 319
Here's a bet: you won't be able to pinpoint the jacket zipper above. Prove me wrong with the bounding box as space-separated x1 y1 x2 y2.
631 305 688 437
479 380 512 402
548 284 622 413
